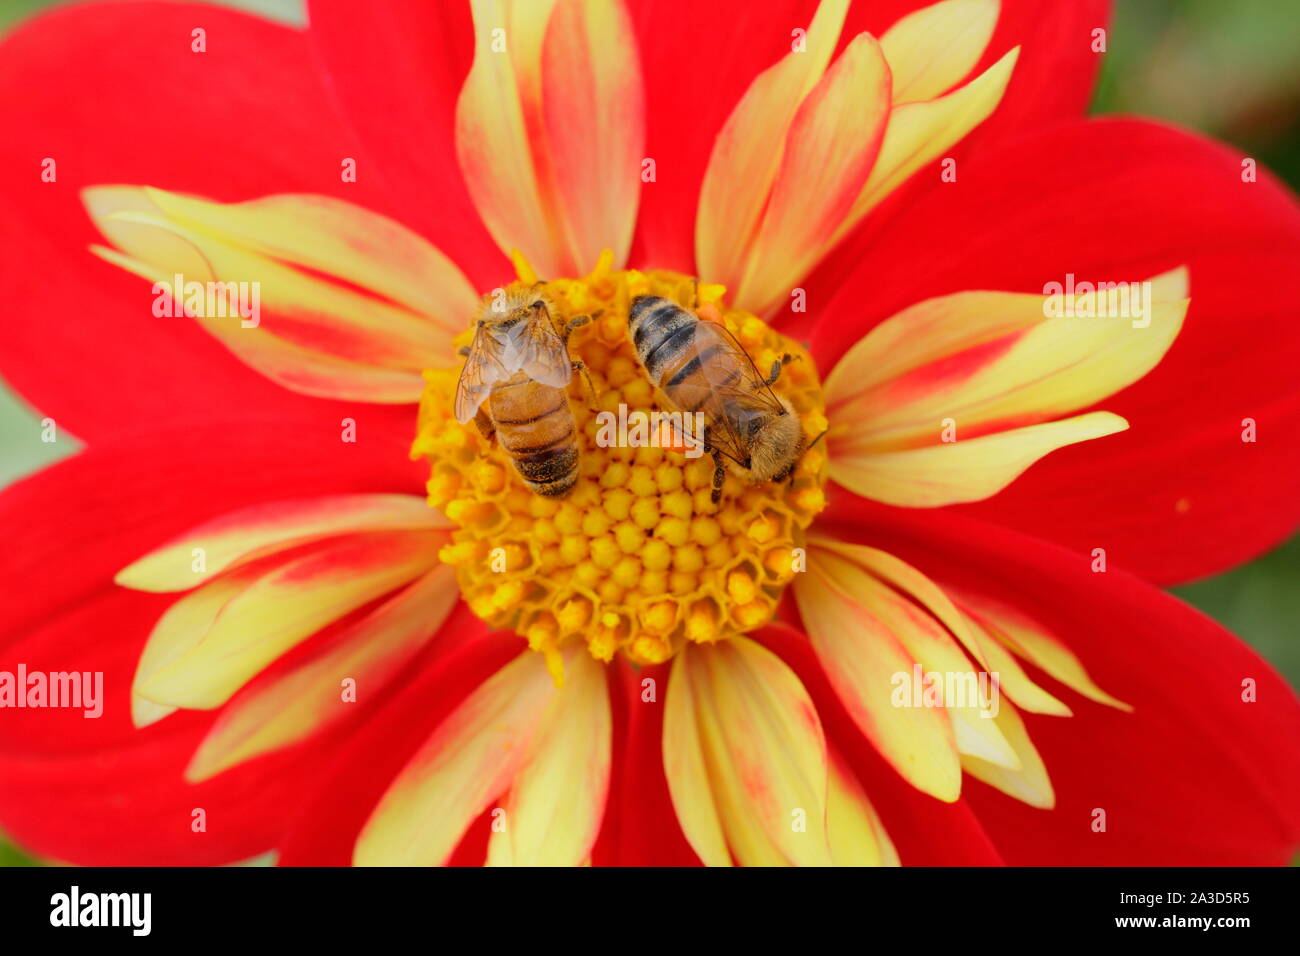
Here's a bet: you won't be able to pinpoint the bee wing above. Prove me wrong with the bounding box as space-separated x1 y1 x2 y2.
703 385 788 466
515 311 574 389
701 411 750 466
453 325 510 423
686 321 786 466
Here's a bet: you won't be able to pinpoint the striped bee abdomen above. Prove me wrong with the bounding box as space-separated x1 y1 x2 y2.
629 296 742 418
629 296 700 385
488 373 579 496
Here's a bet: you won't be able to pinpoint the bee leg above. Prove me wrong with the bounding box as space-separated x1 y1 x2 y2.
457 345 471 358
761 353 799 387
572 359 599 413
709 446 726 504
562 314 592 347
689 278 700 310
473 407 496 442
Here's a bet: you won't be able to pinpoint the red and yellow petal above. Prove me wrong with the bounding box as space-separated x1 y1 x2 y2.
951 588 1130 713
695 0 851 293
0 2 423 438
822 47 1018 256
0 419 425 864
128 565 264 729
484 648 612 866
83 186 476 403
114 492 450 726
663 637 832 866
794 533 1120 813
185 566 460 781
819 539 1074 719
824 499 1300 864
0 589 334 865
792 554 961 801
599 662 703 866
633 0 1108 276
117 493 445 593
0 421 421 644
455 0 644 276
813 118 1300 582
823 271 1188 507
880 0 999 104
730 33 892 317
959 698 1053 810
353 645 610 866
826 747 900 865
695 0 1020 315
963 0 1110 145
131 530 442 712
133 189 477 335
630 0 827 272
755 624 1006 865
275 621 519 866
305 0 507 289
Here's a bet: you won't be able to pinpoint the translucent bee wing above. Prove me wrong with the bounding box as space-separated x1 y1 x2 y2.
687 322 786 467
453 325 510 423
691 322 783 404
513 312 574 389
703 413 750 467
709 383 784 466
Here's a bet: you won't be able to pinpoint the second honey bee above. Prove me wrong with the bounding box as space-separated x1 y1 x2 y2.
628 295 804 503
454 288 590 497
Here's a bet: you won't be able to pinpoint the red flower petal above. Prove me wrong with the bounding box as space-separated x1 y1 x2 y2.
959 0 1109 147
0 419 422 643
755 624 1005 865
629 0 814 273
819 497 1300 864
592 661 702 866
305 0 507 289
277 621 520 866
629 0 1106 274
0 587 339 865
0 3 419 440
812 118 1300 584
0 419 424 862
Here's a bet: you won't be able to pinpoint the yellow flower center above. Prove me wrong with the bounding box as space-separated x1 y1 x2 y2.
412 253 829 677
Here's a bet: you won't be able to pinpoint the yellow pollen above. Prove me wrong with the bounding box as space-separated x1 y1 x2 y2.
411 260 829 666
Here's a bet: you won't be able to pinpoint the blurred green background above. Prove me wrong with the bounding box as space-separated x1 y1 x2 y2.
0 0 1296 865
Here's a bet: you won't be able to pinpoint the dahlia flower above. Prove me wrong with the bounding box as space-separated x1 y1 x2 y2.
0 0 1297 867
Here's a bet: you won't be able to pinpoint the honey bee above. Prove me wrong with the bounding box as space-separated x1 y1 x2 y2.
628 295 804 503
454 288 591 496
